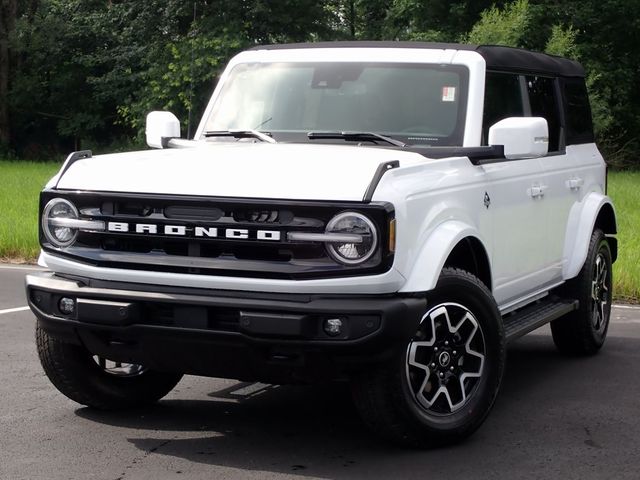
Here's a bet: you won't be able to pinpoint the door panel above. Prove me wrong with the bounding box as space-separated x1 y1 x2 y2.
543 144 606 281
538 153 580 284
483 158 547 306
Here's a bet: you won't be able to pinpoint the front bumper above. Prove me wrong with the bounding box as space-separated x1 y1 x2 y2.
26 272 426 383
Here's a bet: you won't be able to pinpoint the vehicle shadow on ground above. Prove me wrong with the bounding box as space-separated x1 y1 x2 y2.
75 332 638 479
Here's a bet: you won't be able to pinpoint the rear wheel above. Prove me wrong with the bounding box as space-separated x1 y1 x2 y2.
352 268 505 447
36 325 182 410
551 229 612 355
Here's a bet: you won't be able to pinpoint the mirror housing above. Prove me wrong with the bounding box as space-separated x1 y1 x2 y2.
146 111 181 149
488 117 549 160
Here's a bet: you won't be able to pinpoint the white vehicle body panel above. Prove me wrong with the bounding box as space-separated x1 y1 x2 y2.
538 144 605 281
474 157 549 305
38 250 407 294
54 143 428 201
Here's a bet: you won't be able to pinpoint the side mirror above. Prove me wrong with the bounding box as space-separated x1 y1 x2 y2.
145 111 181 149
488 117 549 160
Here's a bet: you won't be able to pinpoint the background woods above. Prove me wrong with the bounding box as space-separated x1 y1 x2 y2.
1 0 639 167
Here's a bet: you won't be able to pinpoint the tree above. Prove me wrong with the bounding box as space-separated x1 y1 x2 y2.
3 0 640 166
466 0 532 47
0 0 17 147
534 0 640 166
116 0 335 138
9 0 197 152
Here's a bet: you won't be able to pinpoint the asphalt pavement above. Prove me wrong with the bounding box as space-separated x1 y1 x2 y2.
1 264 639 480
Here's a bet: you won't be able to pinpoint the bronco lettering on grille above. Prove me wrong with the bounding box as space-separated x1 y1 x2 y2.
106 222 281 241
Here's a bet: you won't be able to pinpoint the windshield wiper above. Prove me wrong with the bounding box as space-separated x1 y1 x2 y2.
204 129 276 144
307 131 406 147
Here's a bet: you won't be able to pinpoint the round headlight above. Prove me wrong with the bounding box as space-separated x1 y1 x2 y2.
325 212 378 265
42 198 79 247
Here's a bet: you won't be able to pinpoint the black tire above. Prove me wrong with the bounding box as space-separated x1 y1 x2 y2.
351 268 505 448
36 325 183 410
551 229 612 355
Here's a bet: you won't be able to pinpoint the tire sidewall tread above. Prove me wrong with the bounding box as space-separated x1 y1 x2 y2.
36 325 182 410
551 229 612 355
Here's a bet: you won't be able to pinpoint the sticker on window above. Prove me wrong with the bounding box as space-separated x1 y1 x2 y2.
442 87 456 102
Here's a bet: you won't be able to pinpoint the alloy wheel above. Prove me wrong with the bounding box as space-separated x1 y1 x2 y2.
406 302 486 415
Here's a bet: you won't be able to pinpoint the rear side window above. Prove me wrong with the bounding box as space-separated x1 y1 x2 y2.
526 75 561 152
563 78 595 144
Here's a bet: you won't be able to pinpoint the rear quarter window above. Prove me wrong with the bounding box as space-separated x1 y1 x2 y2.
563 78 595 144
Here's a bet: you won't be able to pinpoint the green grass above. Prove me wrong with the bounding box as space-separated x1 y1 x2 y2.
608 171 640 302
0 161 61 261
0 160 638 302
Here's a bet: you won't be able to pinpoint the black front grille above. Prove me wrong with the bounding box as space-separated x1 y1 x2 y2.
41 190 394 279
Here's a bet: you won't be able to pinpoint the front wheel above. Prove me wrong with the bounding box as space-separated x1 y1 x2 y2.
36 325 183 410
352 268 505 447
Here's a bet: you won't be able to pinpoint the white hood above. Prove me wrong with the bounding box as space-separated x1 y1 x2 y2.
54 143 428 201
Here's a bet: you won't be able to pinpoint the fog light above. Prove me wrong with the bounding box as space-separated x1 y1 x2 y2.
323 318 343 336
58 297 76 315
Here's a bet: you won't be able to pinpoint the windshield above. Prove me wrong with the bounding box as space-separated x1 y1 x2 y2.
202 62 469 146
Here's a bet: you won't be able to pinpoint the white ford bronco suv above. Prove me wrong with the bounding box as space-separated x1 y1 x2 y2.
27 42 617 447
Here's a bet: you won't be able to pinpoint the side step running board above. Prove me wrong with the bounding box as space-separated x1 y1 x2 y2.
503 297 579 344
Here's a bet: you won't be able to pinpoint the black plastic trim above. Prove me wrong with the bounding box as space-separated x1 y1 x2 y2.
27 272 427 381
503 297 578 343
54 150 92 189
363 161 399 202
44 188 393 209
404 145 505 165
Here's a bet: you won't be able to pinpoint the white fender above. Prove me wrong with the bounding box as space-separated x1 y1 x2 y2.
399 220 488 293
563 192 616 280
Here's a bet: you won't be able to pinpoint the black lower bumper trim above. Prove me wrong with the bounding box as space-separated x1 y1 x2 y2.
26 272 426 383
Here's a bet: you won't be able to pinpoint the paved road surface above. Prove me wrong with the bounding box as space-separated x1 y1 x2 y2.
1 264 639 479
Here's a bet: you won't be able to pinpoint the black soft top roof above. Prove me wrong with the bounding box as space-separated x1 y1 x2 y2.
249 41 585 78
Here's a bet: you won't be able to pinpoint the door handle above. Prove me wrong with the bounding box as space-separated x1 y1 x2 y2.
528 184 547 198
566 177 584 190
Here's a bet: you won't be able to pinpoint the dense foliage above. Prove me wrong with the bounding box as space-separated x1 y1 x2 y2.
1 0 639 167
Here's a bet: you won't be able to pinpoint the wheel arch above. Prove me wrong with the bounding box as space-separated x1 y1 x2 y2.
399 221 492 293
594 202 617 262
563 193 617 281
443 237 492 292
